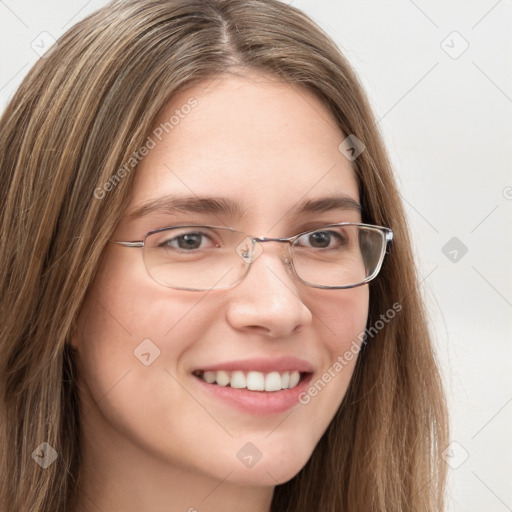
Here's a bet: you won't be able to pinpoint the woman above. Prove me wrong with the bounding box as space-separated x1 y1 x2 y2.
0 0 448 510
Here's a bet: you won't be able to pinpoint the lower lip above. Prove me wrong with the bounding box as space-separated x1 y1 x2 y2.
193 373 313 415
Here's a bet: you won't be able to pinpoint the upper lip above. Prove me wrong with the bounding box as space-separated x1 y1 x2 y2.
194 356 314 374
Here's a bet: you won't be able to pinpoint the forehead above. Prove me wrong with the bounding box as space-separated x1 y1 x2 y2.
126 72 360 226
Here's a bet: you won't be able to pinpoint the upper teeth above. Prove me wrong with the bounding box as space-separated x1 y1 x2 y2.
198 370 301 392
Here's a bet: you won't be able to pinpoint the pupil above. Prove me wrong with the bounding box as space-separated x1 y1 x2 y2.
310 232 330 248
178 234 201 249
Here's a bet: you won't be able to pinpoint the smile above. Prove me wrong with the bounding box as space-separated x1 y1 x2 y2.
193 369 304 392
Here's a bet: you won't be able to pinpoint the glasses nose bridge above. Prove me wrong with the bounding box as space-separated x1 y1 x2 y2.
247 235 293 264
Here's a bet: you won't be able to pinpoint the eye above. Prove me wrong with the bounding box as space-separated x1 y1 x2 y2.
158 230 218 251
297 229 347 249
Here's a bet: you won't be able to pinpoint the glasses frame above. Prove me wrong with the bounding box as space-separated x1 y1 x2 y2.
110 222 394 291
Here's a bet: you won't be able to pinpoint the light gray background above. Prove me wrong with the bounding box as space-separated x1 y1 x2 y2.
1 1 511 510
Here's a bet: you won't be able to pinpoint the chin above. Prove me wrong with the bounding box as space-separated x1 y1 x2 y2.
227 444 313 486
224 461 307 487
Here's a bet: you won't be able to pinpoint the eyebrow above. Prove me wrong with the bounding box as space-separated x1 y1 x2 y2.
125 194 362 220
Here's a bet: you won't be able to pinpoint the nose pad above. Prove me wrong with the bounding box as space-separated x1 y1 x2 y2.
235 236 263 263
235 237 293 273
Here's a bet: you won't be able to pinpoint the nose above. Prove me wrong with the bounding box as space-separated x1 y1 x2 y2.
225 241 313 338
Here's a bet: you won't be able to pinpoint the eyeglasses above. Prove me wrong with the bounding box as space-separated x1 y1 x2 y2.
110 223 393 291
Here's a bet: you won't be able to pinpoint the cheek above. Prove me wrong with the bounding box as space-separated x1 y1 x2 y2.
72 256 220 426
72 267 231 470
75 253 218 358
297 286 369 423
311 285 369 354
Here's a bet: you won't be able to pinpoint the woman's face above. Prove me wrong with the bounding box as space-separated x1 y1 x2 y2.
73 72 369 487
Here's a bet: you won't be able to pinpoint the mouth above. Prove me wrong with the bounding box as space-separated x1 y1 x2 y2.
192 369 312 392
190 356 315 414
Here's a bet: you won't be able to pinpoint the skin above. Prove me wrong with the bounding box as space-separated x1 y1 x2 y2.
72 71 369 512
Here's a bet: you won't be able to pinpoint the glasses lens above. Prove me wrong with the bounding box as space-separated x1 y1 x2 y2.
141 224 388 290
143 226 249 290
291 225 386 288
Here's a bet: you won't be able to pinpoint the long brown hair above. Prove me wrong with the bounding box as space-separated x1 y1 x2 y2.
0 0 448 510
